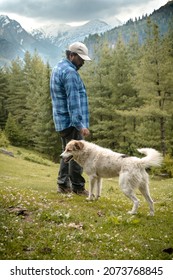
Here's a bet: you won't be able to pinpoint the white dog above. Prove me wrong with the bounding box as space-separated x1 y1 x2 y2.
61 140 163 215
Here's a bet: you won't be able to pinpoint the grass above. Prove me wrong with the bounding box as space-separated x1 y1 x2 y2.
0 146 173 260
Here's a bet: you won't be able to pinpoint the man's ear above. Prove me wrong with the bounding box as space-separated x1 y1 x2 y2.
74 141 84 150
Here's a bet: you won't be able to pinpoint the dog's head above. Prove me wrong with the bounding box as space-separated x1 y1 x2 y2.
60 140 84 163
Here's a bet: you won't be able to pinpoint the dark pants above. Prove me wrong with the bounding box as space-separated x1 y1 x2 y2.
58 127 85 191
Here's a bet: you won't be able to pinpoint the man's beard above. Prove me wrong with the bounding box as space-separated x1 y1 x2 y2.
72 61 82 70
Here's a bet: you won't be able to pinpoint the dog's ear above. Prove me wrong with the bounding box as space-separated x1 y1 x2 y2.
74 141 84 150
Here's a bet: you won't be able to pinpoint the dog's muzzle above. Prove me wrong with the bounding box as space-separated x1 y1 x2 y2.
60 151 73 163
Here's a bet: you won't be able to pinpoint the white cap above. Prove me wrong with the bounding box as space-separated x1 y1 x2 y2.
68 42 91 61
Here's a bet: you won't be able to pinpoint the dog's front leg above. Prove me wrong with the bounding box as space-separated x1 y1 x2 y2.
95 177 102 199
87 175 96 201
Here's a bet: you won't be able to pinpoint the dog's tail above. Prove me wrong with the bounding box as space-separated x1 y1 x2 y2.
137 148 163 168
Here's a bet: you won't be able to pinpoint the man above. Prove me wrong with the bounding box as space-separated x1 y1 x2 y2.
50 42 91 195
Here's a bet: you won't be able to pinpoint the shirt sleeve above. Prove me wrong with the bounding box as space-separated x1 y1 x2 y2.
64 69 85 130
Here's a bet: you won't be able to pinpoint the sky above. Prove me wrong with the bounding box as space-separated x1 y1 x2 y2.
0 0 169 30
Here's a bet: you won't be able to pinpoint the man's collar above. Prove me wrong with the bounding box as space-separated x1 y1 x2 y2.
65 58 77 70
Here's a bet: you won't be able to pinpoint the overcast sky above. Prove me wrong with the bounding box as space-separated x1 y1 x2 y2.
0 0 169 30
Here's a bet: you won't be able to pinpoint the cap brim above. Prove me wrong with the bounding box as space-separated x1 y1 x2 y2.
78 54 91 61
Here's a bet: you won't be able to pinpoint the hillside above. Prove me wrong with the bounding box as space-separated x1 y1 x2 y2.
0 145 173 260
84 0 173 50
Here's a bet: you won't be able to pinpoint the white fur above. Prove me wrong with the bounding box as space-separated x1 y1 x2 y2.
61 140 163 215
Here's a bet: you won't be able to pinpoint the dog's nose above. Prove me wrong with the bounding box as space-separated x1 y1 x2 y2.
60 153 63 158
60 151 66 158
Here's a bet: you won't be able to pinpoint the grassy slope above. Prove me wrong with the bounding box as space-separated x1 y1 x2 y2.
0 146 173 260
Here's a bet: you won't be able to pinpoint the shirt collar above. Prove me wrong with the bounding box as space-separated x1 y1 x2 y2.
65 58 77 71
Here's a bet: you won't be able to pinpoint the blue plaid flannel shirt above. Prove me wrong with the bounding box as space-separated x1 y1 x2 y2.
50 59 89 132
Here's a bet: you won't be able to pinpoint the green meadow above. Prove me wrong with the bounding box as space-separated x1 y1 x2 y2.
0 146 173 260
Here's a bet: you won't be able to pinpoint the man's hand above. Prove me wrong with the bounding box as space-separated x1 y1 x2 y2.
80 128 90 137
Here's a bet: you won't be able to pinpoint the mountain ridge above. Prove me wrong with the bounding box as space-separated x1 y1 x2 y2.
84 1 173 55
0 16 116 66
31 19 114 48
0 1 172 67
31 18 116 40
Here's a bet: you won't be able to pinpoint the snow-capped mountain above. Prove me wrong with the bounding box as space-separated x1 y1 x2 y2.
0 15 23 34
0 15 119 66
0 15 34 50
29 19 116 65
0 15 63 65
31 19 114 47
0 15 37 63
31 23 72 42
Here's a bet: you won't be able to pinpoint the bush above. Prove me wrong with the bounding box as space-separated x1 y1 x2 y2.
4 113 27 146
160 154 173 178
0 130 9 147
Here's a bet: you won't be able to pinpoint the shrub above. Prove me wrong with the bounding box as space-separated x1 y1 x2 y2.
0 130 9 147
160 154 173 178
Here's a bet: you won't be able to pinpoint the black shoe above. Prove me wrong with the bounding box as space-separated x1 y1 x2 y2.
57 185 71 194
72 189 89 196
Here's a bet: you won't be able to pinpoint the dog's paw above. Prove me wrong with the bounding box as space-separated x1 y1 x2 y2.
86 195 94 201
128 210 137 215
149 211 154 216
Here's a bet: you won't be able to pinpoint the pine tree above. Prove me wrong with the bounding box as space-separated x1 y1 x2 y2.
0 68 9 129
33 63 61 161
22 51 47 145
6 58 26 124
5 58 28 144
132 19 173 154
108 37 141 152
82 43 116 148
